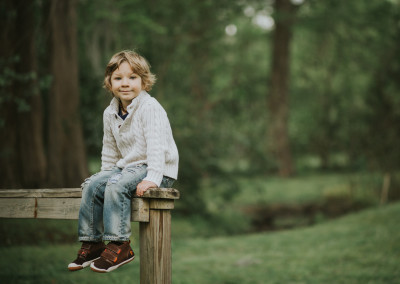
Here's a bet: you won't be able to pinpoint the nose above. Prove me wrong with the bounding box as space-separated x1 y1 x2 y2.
121 77 129 86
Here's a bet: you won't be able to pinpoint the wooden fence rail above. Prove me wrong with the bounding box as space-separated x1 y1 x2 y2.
0 187 180 284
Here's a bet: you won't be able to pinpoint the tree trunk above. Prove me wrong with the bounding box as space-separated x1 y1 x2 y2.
268 0 295 177
47 0 89 187
15 0 47 187
0 0 18 188
0 0 47 188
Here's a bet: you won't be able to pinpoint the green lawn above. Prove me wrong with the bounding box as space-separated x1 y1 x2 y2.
1 202 399 283
182 172 386 237
172 202 400 284
233 172 383 205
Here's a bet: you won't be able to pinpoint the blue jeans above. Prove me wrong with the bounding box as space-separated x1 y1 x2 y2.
78 164 175 242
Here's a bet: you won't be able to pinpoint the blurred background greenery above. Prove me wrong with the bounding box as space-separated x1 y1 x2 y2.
1 0 400 283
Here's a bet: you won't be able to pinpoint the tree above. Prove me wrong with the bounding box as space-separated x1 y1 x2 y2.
46 0 89 187
0 0 47 188
0 0 89 188
268 0 296 176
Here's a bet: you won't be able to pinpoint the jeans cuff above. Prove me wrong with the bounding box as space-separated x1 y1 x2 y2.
78 236 103 242
103 235 130 242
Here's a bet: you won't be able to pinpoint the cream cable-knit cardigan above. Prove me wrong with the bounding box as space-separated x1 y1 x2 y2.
101 91 179 186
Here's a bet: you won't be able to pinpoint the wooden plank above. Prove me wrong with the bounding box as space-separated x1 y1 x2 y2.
131 198 149 222
149 199 174 210
0 198 36 218
140 209 172 284
0 188 179 220
37 198 81 219
0 188 82 198
139 188 180 200
0 197 81 219
0 197 173 220
0 188 179 199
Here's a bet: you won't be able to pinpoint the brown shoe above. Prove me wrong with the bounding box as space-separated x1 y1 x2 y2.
68 241 106 271
90 241 135 273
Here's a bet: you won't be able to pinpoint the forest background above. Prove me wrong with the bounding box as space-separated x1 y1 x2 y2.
1 0 400 234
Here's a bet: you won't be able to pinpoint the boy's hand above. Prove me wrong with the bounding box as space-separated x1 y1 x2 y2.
136 180 157 196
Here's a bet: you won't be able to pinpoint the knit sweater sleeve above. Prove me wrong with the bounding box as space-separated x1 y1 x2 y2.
101 110 121 170
141 101 169 186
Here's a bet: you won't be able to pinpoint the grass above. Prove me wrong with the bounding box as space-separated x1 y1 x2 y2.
1 202 399 283
196 172 385 215
183 172 387 237
233 172 384 205
172 202 400 284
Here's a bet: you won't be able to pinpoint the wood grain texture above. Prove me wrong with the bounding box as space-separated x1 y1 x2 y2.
0 188 82 198
36 198 81 219
149 199 175 210
140 210 172 284
0 188 179 220
0 188 179 199
131 198 150 222
0 198 36 218
0 197 81 219
139 188 180 200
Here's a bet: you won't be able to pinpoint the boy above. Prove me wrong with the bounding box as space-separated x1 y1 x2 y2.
68 50 179 273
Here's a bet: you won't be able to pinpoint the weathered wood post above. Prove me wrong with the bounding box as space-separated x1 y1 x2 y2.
0 187 180 284
140 207 172 283
133 188 180 284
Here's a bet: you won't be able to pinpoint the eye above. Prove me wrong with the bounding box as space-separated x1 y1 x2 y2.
113 77 121 80
130 76 136 80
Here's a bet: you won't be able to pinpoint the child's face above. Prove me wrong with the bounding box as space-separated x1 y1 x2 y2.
111 61 143 107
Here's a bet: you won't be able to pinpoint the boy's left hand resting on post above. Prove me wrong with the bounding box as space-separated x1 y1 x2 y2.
136 180 157 197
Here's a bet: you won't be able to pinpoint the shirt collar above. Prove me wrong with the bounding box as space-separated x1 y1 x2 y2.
109 91 149 115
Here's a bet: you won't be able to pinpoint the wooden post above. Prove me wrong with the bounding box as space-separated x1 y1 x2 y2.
136 189 178 284
0 187 180 284
139 199 174 284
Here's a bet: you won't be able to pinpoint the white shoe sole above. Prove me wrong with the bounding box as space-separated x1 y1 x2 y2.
68 257 100 271
90 256 135 273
